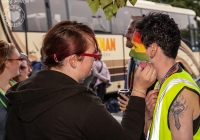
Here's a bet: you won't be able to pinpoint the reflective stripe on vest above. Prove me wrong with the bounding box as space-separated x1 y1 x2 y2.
148 78 199 140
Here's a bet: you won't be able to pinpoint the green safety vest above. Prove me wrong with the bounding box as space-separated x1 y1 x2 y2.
0 79 15 108
148 70 200 140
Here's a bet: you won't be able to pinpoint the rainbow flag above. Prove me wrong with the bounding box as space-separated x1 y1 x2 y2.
129 30 149 61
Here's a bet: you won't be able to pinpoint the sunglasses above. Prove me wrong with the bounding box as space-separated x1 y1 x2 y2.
80 53 100 61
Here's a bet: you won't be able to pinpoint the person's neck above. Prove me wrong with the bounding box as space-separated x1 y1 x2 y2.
0 72 12 93
154 58 176 83
50 67 79 83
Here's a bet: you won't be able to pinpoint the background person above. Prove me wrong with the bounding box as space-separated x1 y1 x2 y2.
0 40 22 140
118 16 143 111
117 15 158 140
118 16 157 110
136 12 200 140
6 20 156 140
92 51 111 103
13 53 31 82
29 49 45 76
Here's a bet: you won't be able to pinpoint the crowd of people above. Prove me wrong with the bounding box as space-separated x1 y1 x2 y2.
0 41 41 140
0 11 199 140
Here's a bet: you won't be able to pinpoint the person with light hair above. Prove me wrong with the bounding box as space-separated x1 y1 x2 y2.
0 40 22 140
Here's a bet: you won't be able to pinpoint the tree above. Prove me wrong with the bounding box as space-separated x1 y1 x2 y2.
88 0 137 20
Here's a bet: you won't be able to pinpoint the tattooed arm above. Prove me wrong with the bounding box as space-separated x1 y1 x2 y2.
169 88 200 140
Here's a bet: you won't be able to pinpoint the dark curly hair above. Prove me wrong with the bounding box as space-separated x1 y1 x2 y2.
135 12 181 59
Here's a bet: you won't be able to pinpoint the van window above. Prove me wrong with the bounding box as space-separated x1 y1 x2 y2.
25 0 48 31
168 13 192 50
189 15 197 28
142 9 160 15
168 13 189 30
189 15 199 51
67 0 111 33
111 7 142 34
49 0 68 27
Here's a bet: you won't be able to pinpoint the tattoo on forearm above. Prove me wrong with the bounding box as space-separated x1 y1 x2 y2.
170 94 188 130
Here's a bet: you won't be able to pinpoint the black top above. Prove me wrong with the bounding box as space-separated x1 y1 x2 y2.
6 70 145 140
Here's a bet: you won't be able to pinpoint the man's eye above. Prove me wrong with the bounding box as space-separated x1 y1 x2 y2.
20 66 26 70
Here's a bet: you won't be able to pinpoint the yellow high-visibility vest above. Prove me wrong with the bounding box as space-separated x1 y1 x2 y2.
148 70 200 140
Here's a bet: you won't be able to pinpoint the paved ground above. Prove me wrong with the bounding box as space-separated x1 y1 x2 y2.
105 93 123 123
111 111 123 123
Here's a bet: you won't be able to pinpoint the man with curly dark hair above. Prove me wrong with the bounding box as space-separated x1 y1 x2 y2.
135 12 200 140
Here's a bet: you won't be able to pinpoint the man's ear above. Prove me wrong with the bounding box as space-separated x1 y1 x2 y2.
150 43 158 58
68 55 77 69
151 43 158 52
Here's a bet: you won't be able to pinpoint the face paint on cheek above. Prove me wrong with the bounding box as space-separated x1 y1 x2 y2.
139 61 147 68
129 30 150 62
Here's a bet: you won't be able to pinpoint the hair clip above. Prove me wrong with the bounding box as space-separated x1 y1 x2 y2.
54 54 58 62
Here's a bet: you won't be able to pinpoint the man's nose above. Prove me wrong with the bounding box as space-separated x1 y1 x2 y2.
124 32 129 38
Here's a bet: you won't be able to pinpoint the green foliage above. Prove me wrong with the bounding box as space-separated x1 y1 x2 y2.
116 0 127 7
170 1 186 8
100 0 118 20
88 0 100 15
129 0 137 5
100 0 113 8
88 0 137 20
